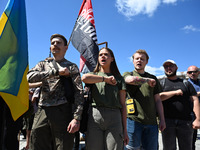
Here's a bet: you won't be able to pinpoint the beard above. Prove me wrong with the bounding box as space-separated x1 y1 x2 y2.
165 70 177 77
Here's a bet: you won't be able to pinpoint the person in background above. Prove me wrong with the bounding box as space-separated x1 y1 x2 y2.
0 96 23 150
187 65 200 150
27 34 84 150
21 82 42 150
123 49 165 150
82 47 129 150
160 60 200 150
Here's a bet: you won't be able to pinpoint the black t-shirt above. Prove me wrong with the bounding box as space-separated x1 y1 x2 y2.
161 78 197 120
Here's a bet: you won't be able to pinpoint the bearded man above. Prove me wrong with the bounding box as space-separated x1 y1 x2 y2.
159 60 200 150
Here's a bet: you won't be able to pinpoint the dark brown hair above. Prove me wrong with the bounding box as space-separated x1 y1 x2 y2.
93 47 121 76
50 34 68 46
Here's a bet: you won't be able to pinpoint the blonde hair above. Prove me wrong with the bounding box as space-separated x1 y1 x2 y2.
132 49 149 61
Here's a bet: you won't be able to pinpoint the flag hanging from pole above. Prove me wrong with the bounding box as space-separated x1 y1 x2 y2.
0 0 29 121
70 0 99 73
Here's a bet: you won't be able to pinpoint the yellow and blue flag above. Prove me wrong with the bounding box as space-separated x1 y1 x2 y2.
0 0 29 121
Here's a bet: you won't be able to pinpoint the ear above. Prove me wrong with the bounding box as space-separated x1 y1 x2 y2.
65 45 68 51
111 57 114 62
65 46 68 52
145 60 148 65
132 59 135 65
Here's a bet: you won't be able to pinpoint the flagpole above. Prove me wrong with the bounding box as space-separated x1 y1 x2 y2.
67 15 79 47
67 0 87 47
98 42 108 48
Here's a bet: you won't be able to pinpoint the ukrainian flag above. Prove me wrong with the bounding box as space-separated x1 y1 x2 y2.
0 0 29 121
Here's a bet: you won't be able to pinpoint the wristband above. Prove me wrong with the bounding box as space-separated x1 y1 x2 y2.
102 76 104 82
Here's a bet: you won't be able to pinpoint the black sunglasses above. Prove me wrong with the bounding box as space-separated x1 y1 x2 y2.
187 71 198 74
164 64 175 69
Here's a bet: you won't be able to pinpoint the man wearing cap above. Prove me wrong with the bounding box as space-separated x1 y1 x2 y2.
160 60 200 150
187 65 200 150
27 34 84 150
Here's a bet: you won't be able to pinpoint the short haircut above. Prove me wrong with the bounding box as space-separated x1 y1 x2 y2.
50 34 68 46
132 49 149 61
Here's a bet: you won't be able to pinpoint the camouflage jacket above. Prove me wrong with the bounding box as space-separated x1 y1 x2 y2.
27 58 84 120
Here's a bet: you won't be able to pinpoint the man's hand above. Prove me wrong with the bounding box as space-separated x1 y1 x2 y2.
59 67 70 76
104 76 117 85
159 119 166 132
123 131 129 145
175 89 183 96
67 119 80 133
192 119 200 129
147 79 156 87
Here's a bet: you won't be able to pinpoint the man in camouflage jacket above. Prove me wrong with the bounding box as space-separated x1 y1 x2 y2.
27 34 84 150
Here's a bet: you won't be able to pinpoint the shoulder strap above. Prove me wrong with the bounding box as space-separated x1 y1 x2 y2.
160 78 189 93
183 79 189 93
51 59 59 70
130 71 133 76
84 84 93 103
160 78 166 89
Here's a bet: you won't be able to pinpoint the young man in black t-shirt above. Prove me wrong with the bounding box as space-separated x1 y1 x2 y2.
160 59 200 150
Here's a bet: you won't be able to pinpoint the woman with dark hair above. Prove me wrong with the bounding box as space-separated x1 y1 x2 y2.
82 47 129 150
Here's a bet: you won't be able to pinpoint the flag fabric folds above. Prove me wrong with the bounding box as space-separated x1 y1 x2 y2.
0 0 29 121
71 0 99 73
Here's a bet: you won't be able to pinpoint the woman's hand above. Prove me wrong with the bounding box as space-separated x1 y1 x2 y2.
104 76 117 85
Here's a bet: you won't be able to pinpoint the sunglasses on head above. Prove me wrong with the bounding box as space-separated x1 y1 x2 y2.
187 70 198 74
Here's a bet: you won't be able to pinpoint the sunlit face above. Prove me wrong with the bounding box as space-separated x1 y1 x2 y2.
50 37 68 58
163 62 178 77
133 53 148 71
187 66 199 80
98 49 113 68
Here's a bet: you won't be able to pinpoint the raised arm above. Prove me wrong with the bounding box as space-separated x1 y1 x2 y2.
29 82 42 88
124 75 156 87
159 89 183 101
82 73 117 85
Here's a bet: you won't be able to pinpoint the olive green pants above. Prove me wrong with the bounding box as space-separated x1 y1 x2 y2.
86 107 124 150
30 103 74 150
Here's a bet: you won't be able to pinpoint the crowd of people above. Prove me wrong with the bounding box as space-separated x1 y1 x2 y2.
0 33 200 150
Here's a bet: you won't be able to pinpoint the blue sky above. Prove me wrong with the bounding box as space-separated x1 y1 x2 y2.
1 0 200 77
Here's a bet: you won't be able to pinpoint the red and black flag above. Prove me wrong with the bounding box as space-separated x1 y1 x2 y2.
70 0 99 73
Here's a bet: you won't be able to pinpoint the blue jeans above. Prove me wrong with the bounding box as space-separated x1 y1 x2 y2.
126 118 158 150
162 118 193 150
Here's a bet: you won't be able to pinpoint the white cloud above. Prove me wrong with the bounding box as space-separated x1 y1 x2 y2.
145 65 164 75
128 56 133 62
163 0 177 4
181 25 200 33
127 56 187 76
115 0 178 19
116 0 160 19
127 57 164 75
